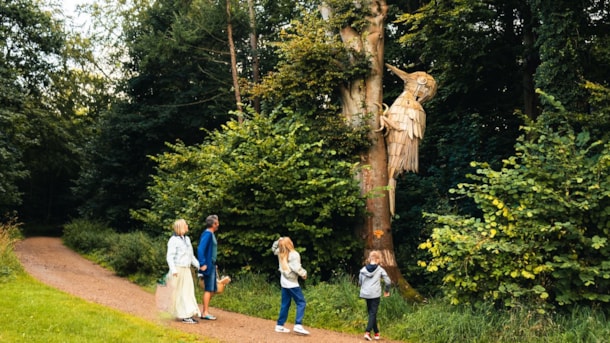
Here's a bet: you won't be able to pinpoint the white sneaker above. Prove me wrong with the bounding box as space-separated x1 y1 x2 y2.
293 325 310 335
275 325 290 333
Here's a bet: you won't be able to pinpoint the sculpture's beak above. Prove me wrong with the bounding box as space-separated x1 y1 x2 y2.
385 63 410 82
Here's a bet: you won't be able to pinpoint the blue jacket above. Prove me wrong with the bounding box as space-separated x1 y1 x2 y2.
197 229 217 276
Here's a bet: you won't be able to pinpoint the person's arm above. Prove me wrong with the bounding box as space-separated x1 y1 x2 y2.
287 251 307 280
381 268 391 296
197 232 209 272
271 239 280 255
189 237 200 269
166 237 178 276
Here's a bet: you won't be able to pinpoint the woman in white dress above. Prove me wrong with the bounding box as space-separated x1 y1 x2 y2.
166 219 201 323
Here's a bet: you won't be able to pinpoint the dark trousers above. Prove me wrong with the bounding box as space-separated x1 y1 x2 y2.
365 297 380 333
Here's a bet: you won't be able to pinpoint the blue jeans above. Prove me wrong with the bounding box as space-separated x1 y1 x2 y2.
277 287 306 325
365 297 380 333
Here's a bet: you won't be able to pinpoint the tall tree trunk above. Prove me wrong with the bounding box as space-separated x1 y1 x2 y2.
521 5 539 120
226 0 243 122
334 0 424 301
247 0 260 113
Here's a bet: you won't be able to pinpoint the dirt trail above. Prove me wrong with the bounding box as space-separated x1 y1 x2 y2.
15 237 403 343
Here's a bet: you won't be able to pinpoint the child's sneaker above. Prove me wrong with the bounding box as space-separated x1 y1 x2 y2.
374 332 380 340
364 332 372 341
275 325 290 333
293 325 310 335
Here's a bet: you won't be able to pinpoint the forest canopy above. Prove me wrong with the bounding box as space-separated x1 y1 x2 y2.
2 0 609 309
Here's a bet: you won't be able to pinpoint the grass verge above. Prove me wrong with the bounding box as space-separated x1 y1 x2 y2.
0 273 207 343
212 273 610 343
1 220 209 343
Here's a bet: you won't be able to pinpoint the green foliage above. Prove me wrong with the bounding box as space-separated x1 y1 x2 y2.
304 273 367 331
133 109 364 280
254 8 370 114
396 300 610 343
72 0 235 227
214 271 610 342
387 0 527 286
0 0 108 226
581 81 610 141
63 219 166 280
108 231 166 278
63 219 117 254
251 6 372 160
420 101 610 309
208 272 279 320
531 1 589 113
0 216 23 282
0 0 67 215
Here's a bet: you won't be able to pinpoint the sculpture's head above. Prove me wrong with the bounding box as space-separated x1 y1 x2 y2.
385 64 437 103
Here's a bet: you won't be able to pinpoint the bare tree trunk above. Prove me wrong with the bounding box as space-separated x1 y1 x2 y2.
334 0 423 301
521 7 539 120
247 0 260 113
226 0 243 122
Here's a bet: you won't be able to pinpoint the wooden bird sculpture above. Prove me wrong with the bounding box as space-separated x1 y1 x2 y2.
377 64 437 215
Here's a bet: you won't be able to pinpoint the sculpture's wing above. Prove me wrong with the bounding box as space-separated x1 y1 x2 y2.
385 92 425 176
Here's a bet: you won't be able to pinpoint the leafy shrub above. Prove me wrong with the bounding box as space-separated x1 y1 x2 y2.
108 231 166 277
133 110 364 281
420 107 610 310
63 219 116 254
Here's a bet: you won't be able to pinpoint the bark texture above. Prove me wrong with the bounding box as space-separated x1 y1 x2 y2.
335 0 424 301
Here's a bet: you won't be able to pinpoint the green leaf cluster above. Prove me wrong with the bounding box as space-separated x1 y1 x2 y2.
133 108 365 280
420 94 610 310
1 0 65 212
254 9 370 114
72 0 237 227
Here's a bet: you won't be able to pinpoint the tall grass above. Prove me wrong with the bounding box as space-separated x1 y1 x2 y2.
213 273 610 343
0 216 23 282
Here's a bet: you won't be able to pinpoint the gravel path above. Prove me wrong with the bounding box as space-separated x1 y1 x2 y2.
15 237 403 343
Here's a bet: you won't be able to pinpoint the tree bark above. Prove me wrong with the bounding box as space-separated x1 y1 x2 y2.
247 0 260 113
336 0 424 302
226 0 243 122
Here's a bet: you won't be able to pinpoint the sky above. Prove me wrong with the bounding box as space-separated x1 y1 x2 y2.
61 0 88 14
60 0 93 28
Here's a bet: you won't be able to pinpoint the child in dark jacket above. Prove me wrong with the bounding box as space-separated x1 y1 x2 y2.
359 250 391 341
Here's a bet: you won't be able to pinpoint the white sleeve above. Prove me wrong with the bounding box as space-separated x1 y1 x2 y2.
166 237 178 275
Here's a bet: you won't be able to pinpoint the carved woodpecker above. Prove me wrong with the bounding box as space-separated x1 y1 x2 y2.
377 64 437 215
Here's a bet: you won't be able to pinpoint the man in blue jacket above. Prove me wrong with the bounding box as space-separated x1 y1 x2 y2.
197 214 219 320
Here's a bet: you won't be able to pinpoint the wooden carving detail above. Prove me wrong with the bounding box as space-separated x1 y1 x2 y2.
377 64 437 215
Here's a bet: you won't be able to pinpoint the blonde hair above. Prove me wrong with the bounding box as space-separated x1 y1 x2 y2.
277 237 295 272
173 219 188 236
368 250 381 264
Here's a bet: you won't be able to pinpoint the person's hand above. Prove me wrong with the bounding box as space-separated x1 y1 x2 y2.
383 291 390 297
173 273 178 277
302 275 307 280
200 265 207 271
